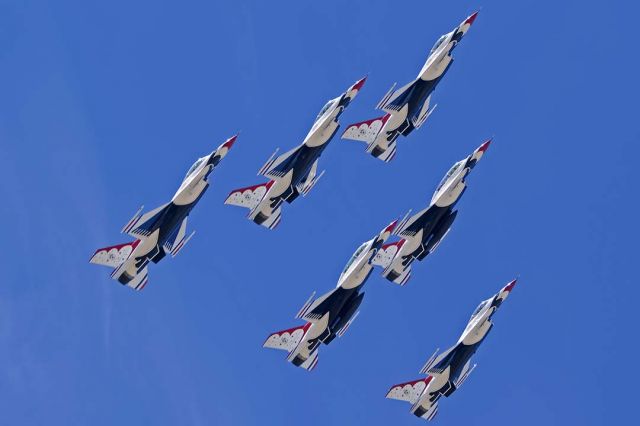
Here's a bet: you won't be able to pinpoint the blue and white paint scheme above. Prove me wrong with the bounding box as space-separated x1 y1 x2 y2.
372 139 490 285
262 220 397 371
224 77 366 229
386 279 518 421
89 135 238 291
342 12 478 162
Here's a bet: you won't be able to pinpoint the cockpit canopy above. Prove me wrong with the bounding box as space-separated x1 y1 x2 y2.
315 98 338 122
185 157 207 179
470 297 494 321
430 34 449 55
341 241 369 277
434 160 464 196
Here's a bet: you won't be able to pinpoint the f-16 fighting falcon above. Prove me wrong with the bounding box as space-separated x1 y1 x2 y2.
342 12 478 162
262 220 397 370
89 135 238 291
224 77 366 229
386 279 517 421
371 140 490 285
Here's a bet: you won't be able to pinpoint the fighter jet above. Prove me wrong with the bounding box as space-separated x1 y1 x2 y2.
342 12 479 162
386 279 517 421
371 140 490 285
224 77 366 229
89 135 237 291
262 220 397 370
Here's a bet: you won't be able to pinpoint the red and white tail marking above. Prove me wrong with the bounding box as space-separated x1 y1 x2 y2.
225 181 274 211
386 376 432 404
371 240 405 269
90 240 140 268
263 322 312 353
341 114 390 145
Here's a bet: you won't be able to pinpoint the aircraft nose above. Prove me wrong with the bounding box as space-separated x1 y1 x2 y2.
476 138 492 153
464 11 479 26
350 76 367 92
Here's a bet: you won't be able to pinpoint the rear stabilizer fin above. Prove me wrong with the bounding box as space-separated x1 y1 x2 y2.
90 240 140 268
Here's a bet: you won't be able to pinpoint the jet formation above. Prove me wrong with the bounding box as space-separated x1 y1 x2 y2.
89 9 520 422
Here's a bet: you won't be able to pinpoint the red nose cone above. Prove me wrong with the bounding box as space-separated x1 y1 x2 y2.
351 76 367 91
477 138 492 153
222 134 238 149
384 219 398 234
465 11 479 26
504 279 518 293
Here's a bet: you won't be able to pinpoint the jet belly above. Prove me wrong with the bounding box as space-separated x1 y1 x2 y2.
419 51 453 82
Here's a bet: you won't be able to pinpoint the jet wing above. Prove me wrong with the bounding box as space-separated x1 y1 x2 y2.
123 203 171 239
261 146 301 179
381 80 417 113
396 205 439 239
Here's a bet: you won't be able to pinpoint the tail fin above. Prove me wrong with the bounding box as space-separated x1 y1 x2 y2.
90 240 140 268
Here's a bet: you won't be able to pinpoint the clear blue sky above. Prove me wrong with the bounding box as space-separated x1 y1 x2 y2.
0 1 637 425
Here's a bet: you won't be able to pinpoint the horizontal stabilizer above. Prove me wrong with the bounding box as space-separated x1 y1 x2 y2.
386 377 431 404
423 403 439 421
263 323 311 353
299 350 319 371
341 114 390 144
259 207 282 230
124 266 149 291
225 181 273 211
384 266 411 286
90 240 140 268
